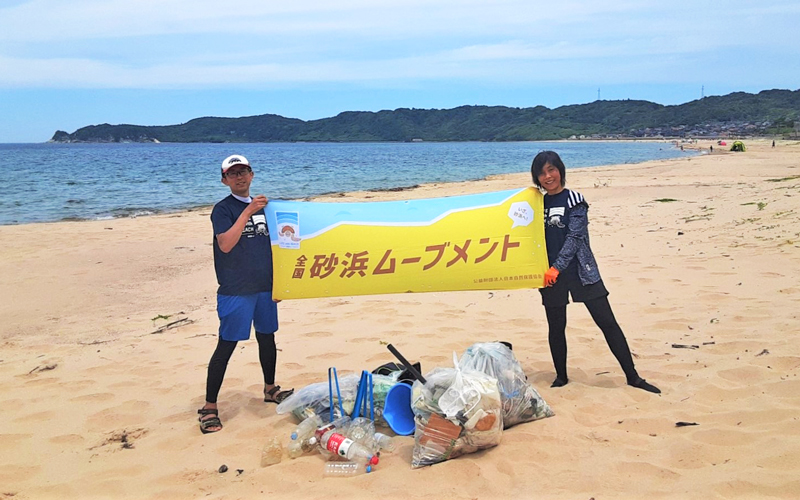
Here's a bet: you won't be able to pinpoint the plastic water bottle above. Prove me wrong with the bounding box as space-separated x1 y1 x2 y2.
314 416 352 459
373 432 396 452
346 417 376 443
319 430 379 466
314 415 351 441
291 414 323 441
323 461 372 477
288 413 324 459
260 436 283 467
287 435 317 459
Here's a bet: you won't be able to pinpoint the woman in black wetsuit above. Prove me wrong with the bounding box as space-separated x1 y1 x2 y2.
532 151 660 394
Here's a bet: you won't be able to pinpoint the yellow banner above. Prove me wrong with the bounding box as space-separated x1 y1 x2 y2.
266 187 548 299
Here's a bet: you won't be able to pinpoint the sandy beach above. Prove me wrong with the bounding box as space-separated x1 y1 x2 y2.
1 139 799 499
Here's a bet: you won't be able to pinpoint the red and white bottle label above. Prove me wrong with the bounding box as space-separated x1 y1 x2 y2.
325 433 353 457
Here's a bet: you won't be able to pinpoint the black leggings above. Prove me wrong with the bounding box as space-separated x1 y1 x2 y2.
205 332 277 404
545 295 638 382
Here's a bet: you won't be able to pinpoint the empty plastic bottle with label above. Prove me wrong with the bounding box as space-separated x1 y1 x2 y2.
319 430 379 466
323 461 373 477
291 414 323 441
314 416 352 459
314 415 351 442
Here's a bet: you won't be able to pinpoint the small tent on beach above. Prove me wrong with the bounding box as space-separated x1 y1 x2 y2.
730 141 746 152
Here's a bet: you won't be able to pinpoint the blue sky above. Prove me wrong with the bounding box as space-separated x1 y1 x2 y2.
1 0 798 143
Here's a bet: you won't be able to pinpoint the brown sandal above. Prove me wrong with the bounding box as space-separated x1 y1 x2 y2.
263 385 294 404
198 408 222 434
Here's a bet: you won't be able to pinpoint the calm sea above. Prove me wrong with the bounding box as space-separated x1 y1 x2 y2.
0 141 696 225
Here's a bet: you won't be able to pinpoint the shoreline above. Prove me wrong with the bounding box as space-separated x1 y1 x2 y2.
1 137 799 498
37 136 749 145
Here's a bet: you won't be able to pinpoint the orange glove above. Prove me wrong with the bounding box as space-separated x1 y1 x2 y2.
544 266 560 287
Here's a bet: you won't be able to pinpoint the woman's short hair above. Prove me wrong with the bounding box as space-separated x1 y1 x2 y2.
530 151 566 188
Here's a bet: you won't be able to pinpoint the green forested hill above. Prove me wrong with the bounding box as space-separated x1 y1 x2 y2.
50 89 800 143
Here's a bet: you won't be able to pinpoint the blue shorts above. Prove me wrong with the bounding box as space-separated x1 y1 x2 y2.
217 292 279 341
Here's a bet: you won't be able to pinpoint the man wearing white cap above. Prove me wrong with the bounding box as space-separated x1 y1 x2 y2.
197 154 293 434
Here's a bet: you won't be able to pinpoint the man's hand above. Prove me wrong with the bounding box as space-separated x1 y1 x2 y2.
217 195 269 253
544 266 560 287
246 195 268 215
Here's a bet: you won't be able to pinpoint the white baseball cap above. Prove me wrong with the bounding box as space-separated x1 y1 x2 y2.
221 154 250 174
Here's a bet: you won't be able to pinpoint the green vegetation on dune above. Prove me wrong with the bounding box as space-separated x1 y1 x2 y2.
51 89 800 143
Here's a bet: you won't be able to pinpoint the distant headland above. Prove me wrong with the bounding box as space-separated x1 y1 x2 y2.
50 89 800 143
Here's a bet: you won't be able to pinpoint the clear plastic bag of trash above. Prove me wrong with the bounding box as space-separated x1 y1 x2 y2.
458 342 554 428
276 372 398 427
410 353 503 468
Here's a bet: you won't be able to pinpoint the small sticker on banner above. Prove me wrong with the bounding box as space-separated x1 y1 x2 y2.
508 201 534 228
275 211 301 249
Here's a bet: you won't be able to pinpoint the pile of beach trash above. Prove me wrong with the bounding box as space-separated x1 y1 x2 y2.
272 341 554 474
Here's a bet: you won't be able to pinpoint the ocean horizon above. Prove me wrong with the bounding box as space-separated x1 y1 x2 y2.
0 141 697 225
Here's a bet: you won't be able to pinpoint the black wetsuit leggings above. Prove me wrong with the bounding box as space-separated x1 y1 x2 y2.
205 332 276 403
545 295 638 383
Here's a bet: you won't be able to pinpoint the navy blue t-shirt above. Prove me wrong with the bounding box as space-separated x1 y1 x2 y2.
211 195 273 296
543 188 585 271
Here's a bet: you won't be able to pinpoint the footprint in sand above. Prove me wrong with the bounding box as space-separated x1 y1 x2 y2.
689 428 761 447
307 352 348 360
49 434 85 445
764 378 800 399
70 392 116 403
22 376 60 387
87 400 153 428
615 461 680 480
151 470 215 488
717 366 771 384
303 331 334 338
0 433 32 447
365 353 390 363
434 326 464 333
651 319 695 332
425 355 448 364
350 337 382 343
507 318 533 327
12 410 56 423
0 465 41 486
64 379 97 391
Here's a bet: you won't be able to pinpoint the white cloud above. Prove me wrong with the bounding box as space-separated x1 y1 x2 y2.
2 0 776 42
0 0 798 89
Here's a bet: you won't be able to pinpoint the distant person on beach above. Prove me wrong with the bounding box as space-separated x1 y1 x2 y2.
772 140 776 148
531 151 660 394
197 154 294 434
